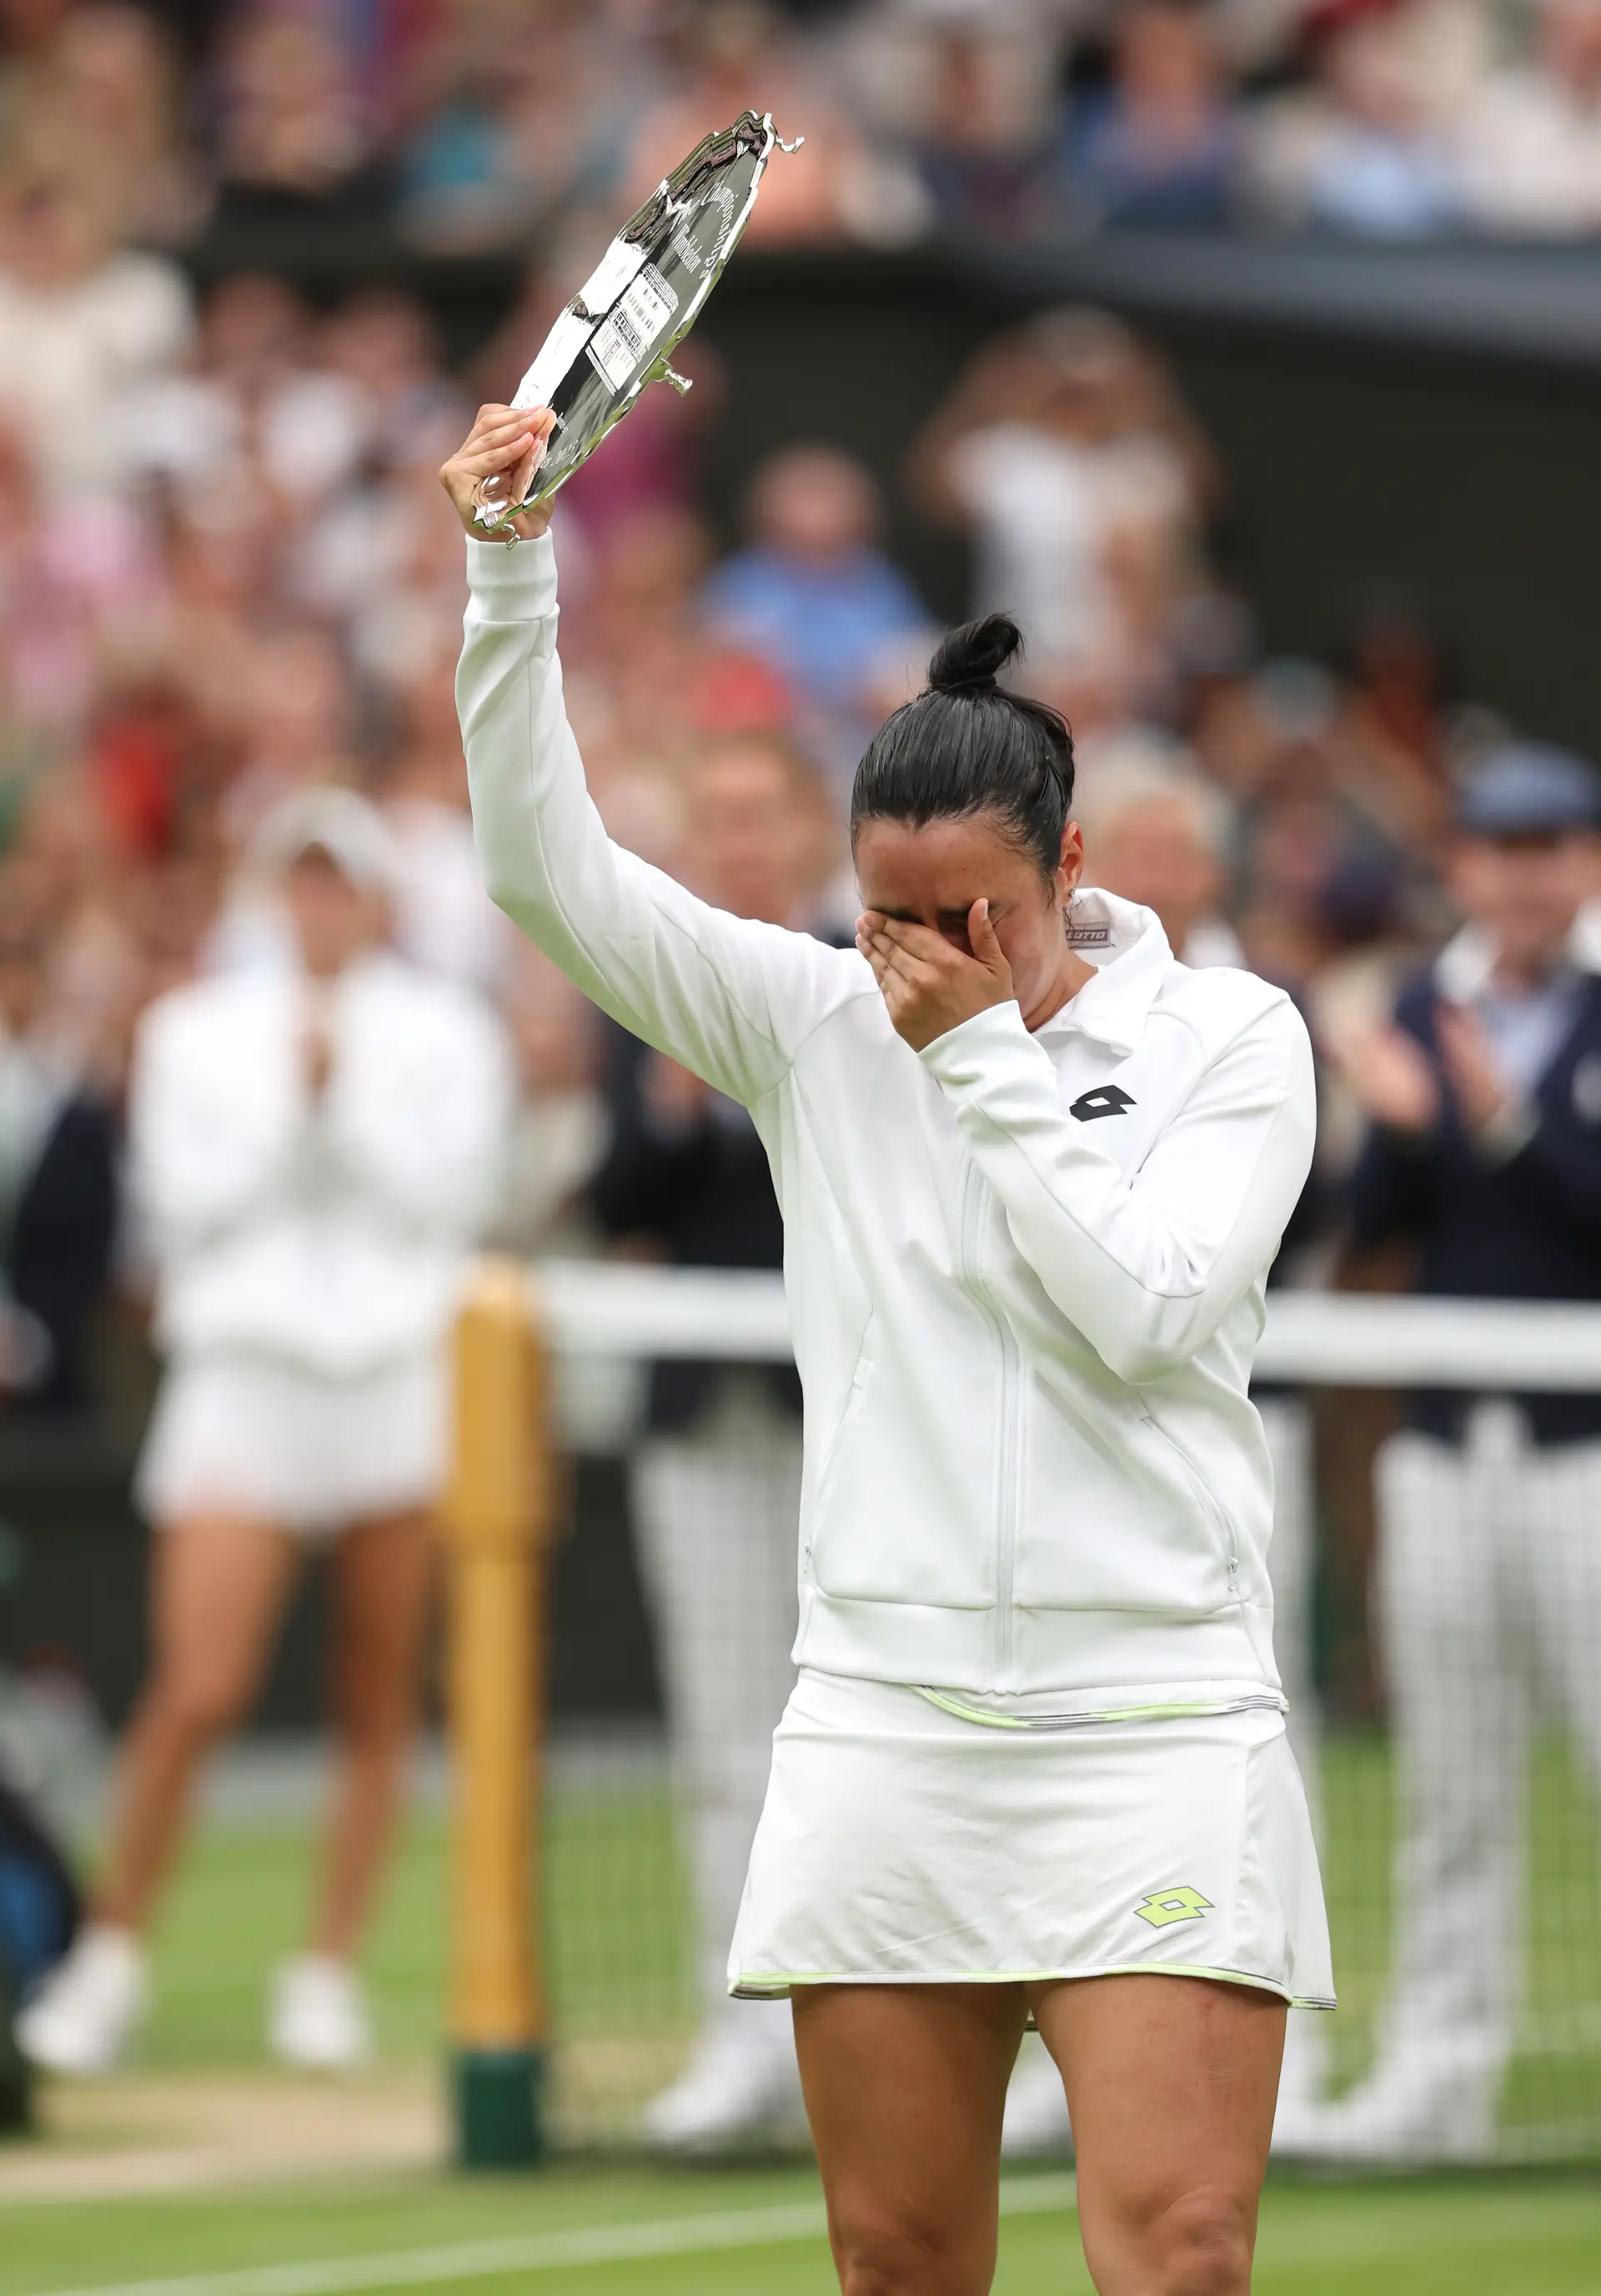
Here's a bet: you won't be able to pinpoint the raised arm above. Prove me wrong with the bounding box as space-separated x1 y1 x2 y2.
445 406 854 1107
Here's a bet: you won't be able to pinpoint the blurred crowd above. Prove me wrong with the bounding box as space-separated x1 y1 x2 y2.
3 0 1601 264
0 4 1598 1424
0 207 1570 1422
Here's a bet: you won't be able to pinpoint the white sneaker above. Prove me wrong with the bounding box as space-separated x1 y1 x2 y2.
16 1925 147 2075
268 1956 374 2070
642 2005 804 2152
1001 2044 1074 2159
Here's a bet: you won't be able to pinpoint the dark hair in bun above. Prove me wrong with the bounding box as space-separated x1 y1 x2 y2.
850 613 1075 882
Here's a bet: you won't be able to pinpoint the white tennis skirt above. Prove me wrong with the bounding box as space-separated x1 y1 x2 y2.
730 1668 1335 2010
137 1349 449 1536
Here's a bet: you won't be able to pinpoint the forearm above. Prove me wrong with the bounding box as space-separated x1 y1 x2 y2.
922 1003 1313 1383
459 536 641 1011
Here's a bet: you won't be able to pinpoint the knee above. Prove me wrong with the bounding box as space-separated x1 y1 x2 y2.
1144 2188 1254 2296
334 1680 419 1757
144 1667 251 1745
835 2216 980 2296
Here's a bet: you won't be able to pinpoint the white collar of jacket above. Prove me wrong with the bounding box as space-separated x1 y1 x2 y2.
1434 897 1601 1004
1033 888 1175 1057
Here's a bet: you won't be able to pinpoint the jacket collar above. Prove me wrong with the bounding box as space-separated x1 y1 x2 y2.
1034 889 1175 1057
1434 899 1601 1004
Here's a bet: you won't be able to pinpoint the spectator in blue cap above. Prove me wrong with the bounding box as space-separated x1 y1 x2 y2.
1455 740 1601 842
1281 736 1601 2161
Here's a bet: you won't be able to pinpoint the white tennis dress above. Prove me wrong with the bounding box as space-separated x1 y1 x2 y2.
458 534 1332 2009
730 1676 1331 2008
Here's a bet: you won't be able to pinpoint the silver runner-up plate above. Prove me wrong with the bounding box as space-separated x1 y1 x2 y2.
474 109 802 537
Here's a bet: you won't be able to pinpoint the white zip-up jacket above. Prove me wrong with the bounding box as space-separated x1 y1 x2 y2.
132 952 512 1376
459 536 1315 1707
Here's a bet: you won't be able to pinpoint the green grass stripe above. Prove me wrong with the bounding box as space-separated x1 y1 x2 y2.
19 2178 1078 2296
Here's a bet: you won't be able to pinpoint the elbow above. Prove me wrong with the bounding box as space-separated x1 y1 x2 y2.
1100 1339 1185 1387
1092 1309 1206 1387
479 851 524 921
486 882 521 933
476 834 558 944
465 797 531 922
482 865 547 946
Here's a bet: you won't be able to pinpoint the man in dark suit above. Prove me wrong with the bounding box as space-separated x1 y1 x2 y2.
590 731 830 2152
0 913 117 1418
1307 743 1601 2161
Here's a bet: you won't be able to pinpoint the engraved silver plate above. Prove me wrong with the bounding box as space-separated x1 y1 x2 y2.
474 109 801 535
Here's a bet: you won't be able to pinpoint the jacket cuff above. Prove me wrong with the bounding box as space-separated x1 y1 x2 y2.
918 999 1031 1086
465 530 556 615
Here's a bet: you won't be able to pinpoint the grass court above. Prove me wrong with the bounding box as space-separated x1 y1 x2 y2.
3 1731 1598 2295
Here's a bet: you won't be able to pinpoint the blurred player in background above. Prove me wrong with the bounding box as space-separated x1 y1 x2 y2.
590 733 831 2150
18 791 511 2076
1300 744 1601 2160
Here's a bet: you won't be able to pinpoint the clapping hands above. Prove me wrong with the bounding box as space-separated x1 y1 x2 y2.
1325 1002 1511 1138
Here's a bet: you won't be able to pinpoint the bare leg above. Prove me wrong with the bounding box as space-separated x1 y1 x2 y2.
1032 1973 1286 2296
97 1516 300 1932
791 1982 1026 2296
311 1509 434 1960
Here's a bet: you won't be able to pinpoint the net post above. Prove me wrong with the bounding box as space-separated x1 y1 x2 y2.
441 1258 550 2168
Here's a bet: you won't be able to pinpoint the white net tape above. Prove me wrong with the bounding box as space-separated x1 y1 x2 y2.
530 1259 1601 1387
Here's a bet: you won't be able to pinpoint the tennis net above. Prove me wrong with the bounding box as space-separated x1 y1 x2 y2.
514 1264 1601 2163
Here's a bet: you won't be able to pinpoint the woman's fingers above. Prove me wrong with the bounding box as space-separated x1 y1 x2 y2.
444 409 549 477
876 917 934 954
967 898 1006 972
876 930 944 986
472 404 555 456
441 404 560 533
463 418 536 460
860 926 910 975
472 402 541 434
880 942 927 986
458 437 539 476
507 427 550 507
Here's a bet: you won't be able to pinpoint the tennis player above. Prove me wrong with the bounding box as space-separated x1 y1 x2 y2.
444 406 1331 2296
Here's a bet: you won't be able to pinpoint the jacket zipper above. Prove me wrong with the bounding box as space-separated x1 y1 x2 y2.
960 1166 1022 1682
1138 1409 1240 1594
806 1335 873 1565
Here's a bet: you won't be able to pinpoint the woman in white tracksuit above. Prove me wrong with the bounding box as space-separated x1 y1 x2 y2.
444 408 1329 2296
18 791 510 2077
